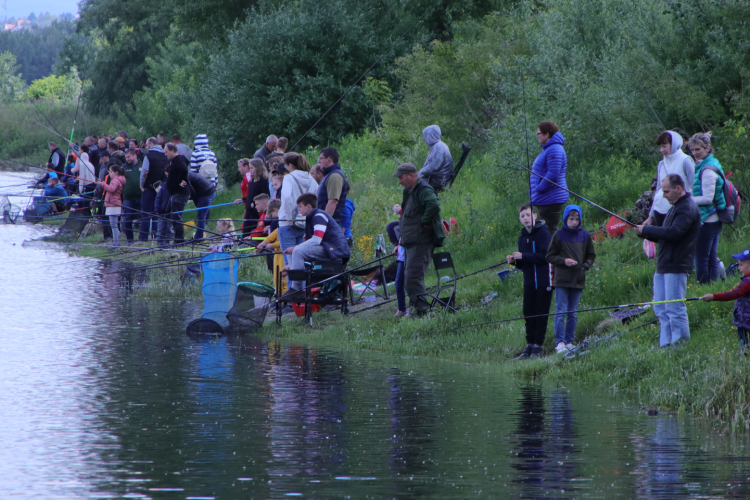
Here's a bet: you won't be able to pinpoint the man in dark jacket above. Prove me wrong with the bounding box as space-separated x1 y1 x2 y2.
316 147 349 225
187 171 217 240
395 163 446 317
122 149 143 245
47 142 65 178
164 143 191 244
508 204 553 358
254 135 278 163
637 174 701 347
139 137 169 241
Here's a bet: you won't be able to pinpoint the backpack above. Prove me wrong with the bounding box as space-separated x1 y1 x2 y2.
699 165 741 224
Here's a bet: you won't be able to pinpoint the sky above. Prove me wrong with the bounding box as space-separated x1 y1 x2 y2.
4 0 79 20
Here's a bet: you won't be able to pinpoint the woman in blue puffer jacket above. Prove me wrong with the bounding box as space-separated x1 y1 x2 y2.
530 121 569 232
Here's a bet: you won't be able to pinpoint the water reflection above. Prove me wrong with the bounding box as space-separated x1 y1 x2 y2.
4 169 750 499
511 386 578 498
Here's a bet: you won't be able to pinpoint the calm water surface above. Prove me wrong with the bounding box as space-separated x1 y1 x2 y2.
2 173 750 499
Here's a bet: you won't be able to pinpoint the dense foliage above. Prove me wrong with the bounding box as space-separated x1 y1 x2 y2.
0 20 76 83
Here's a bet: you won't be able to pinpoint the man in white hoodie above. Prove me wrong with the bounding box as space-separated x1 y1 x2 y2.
644 131 695 227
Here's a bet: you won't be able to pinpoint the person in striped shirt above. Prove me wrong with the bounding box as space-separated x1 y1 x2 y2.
190 134 218 186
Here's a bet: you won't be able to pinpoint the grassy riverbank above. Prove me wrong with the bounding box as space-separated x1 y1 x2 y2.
55 133 750 431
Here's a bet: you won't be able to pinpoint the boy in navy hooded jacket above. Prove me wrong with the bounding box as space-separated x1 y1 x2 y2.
546 205 596 354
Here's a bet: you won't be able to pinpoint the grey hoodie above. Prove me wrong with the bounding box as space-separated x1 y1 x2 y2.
650 131 695 216
280 170 319 226
419 125 453 187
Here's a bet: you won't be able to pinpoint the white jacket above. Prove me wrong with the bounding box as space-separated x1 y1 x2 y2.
279 170 318 226
650 131 695 216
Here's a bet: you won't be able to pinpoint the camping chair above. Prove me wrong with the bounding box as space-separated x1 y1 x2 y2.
422 252 458 313
349 260 390 305
282 260 350 326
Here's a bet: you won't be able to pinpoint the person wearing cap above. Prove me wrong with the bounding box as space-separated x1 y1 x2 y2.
701 248 750 352
636 173 701 348
394 163 446 317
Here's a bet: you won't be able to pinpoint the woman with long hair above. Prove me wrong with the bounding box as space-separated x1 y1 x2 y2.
243 158 270 235
278 152 318 264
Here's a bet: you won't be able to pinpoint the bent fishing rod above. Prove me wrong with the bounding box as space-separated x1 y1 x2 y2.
500 155 637 227
449 298 700 332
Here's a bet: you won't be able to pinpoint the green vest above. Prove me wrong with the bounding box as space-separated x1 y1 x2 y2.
122 162 142 201
693 154 725 221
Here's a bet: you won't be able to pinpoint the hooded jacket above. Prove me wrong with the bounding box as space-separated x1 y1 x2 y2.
190 134 218 185
546 205 596 288
640 192 701 274
101 174 126 208
514 219 552 289
279 169 318 227
530 132 569 206
650 131 695 216
73 152 97 193
419 125 453 188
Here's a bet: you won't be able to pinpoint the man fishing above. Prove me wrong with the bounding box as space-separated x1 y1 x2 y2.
394 163 445 318
636 174 701 348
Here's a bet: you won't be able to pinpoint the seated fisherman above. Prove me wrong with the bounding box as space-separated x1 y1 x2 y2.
282 193 351 300
37 176 68 215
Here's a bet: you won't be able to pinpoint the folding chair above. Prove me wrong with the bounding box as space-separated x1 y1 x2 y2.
422 252 458 313
349 261 390 305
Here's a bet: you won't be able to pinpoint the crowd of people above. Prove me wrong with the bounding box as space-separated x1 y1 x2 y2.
32 120 750 355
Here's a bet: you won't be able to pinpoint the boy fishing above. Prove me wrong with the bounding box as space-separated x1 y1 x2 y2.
701 248 750 352
507 203 553 359
546 204 596 354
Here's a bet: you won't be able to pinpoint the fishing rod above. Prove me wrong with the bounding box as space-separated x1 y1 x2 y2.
449 298 701 332
501 155 636 227
290 9 430 151
350 261 510 315
106 249 284 274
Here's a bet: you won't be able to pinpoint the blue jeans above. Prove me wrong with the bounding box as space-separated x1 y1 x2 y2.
554 287 583 345
194 192 216 240
279 225 305 265
157 217 173 247
695 221 722 284
653 272 689 346
122 199 141 242
139 189 157 241
395 260 406 312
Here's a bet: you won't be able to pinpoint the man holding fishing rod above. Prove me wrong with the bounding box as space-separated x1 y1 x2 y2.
636 174 701 348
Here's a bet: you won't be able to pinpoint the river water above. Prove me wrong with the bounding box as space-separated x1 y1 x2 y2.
3 173 750 499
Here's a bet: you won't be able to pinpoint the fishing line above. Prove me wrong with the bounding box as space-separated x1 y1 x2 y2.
350 261 509 315
448 298 700 332
290 9 430 151
105 249 284 274
501 155 636 227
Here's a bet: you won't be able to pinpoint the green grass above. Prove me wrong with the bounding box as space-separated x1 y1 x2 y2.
55 131 750 431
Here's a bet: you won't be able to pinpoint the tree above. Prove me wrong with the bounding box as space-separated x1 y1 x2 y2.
0 51 26 103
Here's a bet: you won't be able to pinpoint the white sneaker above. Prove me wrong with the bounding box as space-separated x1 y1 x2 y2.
555 342 568 354
566 343 576 350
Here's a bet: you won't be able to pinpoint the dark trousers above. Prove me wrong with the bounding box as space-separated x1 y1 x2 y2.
404 243 434 314
169 194 190 244
739 327 749 348
139 189 157 241
537 203 565 232
122 199 141 242
695 221 722 284
523 283 553 345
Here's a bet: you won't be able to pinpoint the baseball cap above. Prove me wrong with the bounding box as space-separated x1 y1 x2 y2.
731 248 750 260
392 163 417 177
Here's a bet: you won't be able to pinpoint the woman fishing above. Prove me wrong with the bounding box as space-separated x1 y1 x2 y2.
530 121 568 232
97 163 126 249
